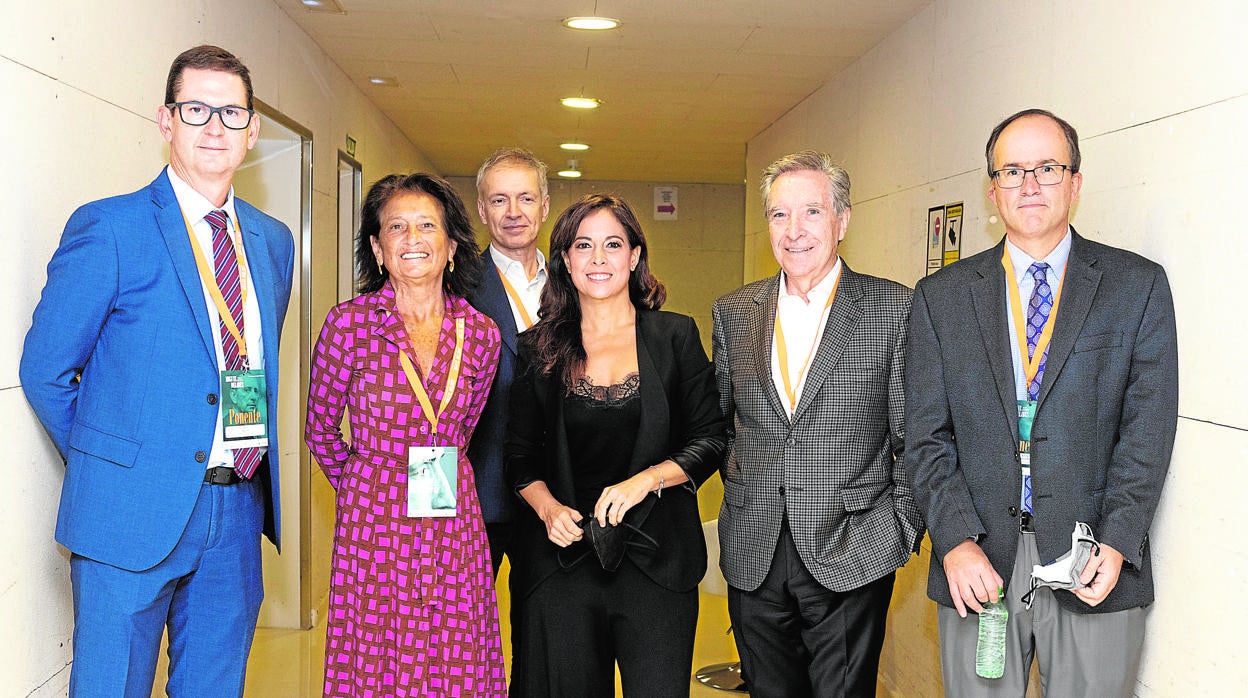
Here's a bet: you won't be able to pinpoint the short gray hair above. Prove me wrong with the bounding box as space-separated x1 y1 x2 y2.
760 150 851 215
475 147 549 200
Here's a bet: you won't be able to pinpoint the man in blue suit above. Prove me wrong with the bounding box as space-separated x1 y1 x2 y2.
466 147 550 574
20 45 294 697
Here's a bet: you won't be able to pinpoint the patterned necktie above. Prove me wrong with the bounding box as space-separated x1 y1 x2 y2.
1025 262 1053 401
206 210 261 478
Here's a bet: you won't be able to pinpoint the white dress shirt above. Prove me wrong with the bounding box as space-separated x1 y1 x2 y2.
489 244 546 331
771 258 843 417
167 166 266 470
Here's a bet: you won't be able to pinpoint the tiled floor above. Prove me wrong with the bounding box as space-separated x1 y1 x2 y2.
153 559 744 697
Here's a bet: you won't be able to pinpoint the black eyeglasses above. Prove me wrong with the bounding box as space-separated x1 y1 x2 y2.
991 164 1072 189
166 101 255 130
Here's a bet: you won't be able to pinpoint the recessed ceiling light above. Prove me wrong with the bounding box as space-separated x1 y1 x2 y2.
368 76 397 86
558 160 583 178
562 16 621 31
560 142 590 151
561 97 601 109
301 0 346 13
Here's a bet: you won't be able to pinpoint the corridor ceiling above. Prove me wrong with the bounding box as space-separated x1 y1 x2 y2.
276 0 929 183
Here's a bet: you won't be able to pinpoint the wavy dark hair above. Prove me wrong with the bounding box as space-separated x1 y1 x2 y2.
527 193 666 385
355 173 482 297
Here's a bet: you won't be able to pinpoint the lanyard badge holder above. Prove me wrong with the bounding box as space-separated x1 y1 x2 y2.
402 317 465 517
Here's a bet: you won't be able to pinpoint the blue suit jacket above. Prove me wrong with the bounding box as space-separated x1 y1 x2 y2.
20 170 294 572
465 250 520 525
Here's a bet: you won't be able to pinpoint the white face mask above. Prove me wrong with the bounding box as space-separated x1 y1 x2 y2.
1021 521 1100 609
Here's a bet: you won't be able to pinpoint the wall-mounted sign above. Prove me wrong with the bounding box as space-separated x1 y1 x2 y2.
345 135 357 158
943 202 963 266
926 201 963 275
654 186 678 220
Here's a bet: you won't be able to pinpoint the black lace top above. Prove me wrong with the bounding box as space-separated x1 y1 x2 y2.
564 372 642 515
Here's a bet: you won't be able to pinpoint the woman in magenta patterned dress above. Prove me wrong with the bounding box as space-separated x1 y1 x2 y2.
306 173 506 697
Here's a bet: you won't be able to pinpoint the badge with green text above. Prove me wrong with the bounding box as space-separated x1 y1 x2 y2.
221 369 268 449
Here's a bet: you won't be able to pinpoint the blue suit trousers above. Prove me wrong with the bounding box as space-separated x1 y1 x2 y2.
69 479 265 697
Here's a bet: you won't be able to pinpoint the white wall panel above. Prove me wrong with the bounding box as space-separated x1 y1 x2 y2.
747 0 1248 693
0 390 73 695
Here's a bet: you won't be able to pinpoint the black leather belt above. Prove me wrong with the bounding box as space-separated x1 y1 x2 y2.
1020 510 1035 533
204 466 243 485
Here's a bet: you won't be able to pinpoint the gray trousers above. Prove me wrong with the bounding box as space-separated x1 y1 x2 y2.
937 533 1147 697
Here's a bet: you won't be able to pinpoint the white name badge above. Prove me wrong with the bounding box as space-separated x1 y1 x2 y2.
407 446 458 517
221 369 269 449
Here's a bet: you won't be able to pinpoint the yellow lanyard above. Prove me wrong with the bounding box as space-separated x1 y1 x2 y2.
774 274 840 412
183 209 251 361
495 264 536 330
1001 249 1065 396
397 317 466 436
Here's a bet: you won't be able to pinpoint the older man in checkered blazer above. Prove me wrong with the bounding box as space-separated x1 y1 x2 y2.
712 151 924 697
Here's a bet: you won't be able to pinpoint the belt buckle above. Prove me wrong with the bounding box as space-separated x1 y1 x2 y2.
1019 510 1035 533
204 466 241 485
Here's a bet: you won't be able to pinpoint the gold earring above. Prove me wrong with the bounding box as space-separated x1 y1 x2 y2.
377 260 383 274
448 258 455 273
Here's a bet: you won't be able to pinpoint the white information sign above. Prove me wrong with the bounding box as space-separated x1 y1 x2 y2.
654 186 678 220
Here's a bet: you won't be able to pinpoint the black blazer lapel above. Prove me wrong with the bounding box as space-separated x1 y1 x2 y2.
970 240 1021 441
624 316 670 526
792 265 863 423
471 251 521 357
1036 231 1102 406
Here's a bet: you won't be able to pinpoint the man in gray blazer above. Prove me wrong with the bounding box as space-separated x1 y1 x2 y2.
906 109 1178 695
713 151 923 696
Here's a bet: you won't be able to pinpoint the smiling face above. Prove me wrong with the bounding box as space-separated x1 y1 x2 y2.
477 163 549 255
767 169 849 295
561 208 641 304
370 190 457 288
988 114 1082 252
158 67 258 199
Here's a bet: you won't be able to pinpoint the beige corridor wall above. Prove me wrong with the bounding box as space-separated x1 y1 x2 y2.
744 1 1248 696
0 1 436 694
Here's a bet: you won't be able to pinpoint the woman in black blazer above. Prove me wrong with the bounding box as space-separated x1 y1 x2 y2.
506 193 726 697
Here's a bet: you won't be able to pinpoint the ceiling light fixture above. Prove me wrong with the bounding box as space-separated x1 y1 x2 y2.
301 0 346 13
561 97 601 109
558 160 583 178
368 76 398 86
560 142 590 151
562 16 621 31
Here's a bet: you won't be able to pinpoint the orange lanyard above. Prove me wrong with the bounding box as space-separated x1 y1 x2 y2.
1001 249 1064 396
774 274 840 412
495 264 536 330
397 317 465 436
183 208 251 361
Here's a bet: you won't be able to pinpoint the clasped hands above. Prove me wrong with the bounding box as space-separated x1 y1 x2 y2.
536 467 662 547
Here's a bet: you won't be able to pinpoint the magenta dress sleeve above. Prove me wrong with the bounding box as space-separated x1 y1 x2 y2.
305 305 353 489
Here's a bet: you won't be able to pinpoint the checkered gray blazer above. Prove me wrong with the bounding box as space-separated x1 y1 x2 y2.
712 265 923 592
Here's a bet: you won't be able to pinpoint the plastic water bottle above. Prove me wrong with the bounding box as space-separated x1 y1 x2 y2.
975 601 1008 679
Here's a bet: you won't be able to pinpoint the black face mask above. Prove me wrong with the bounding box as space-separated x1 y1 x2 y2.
579 518 660 571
